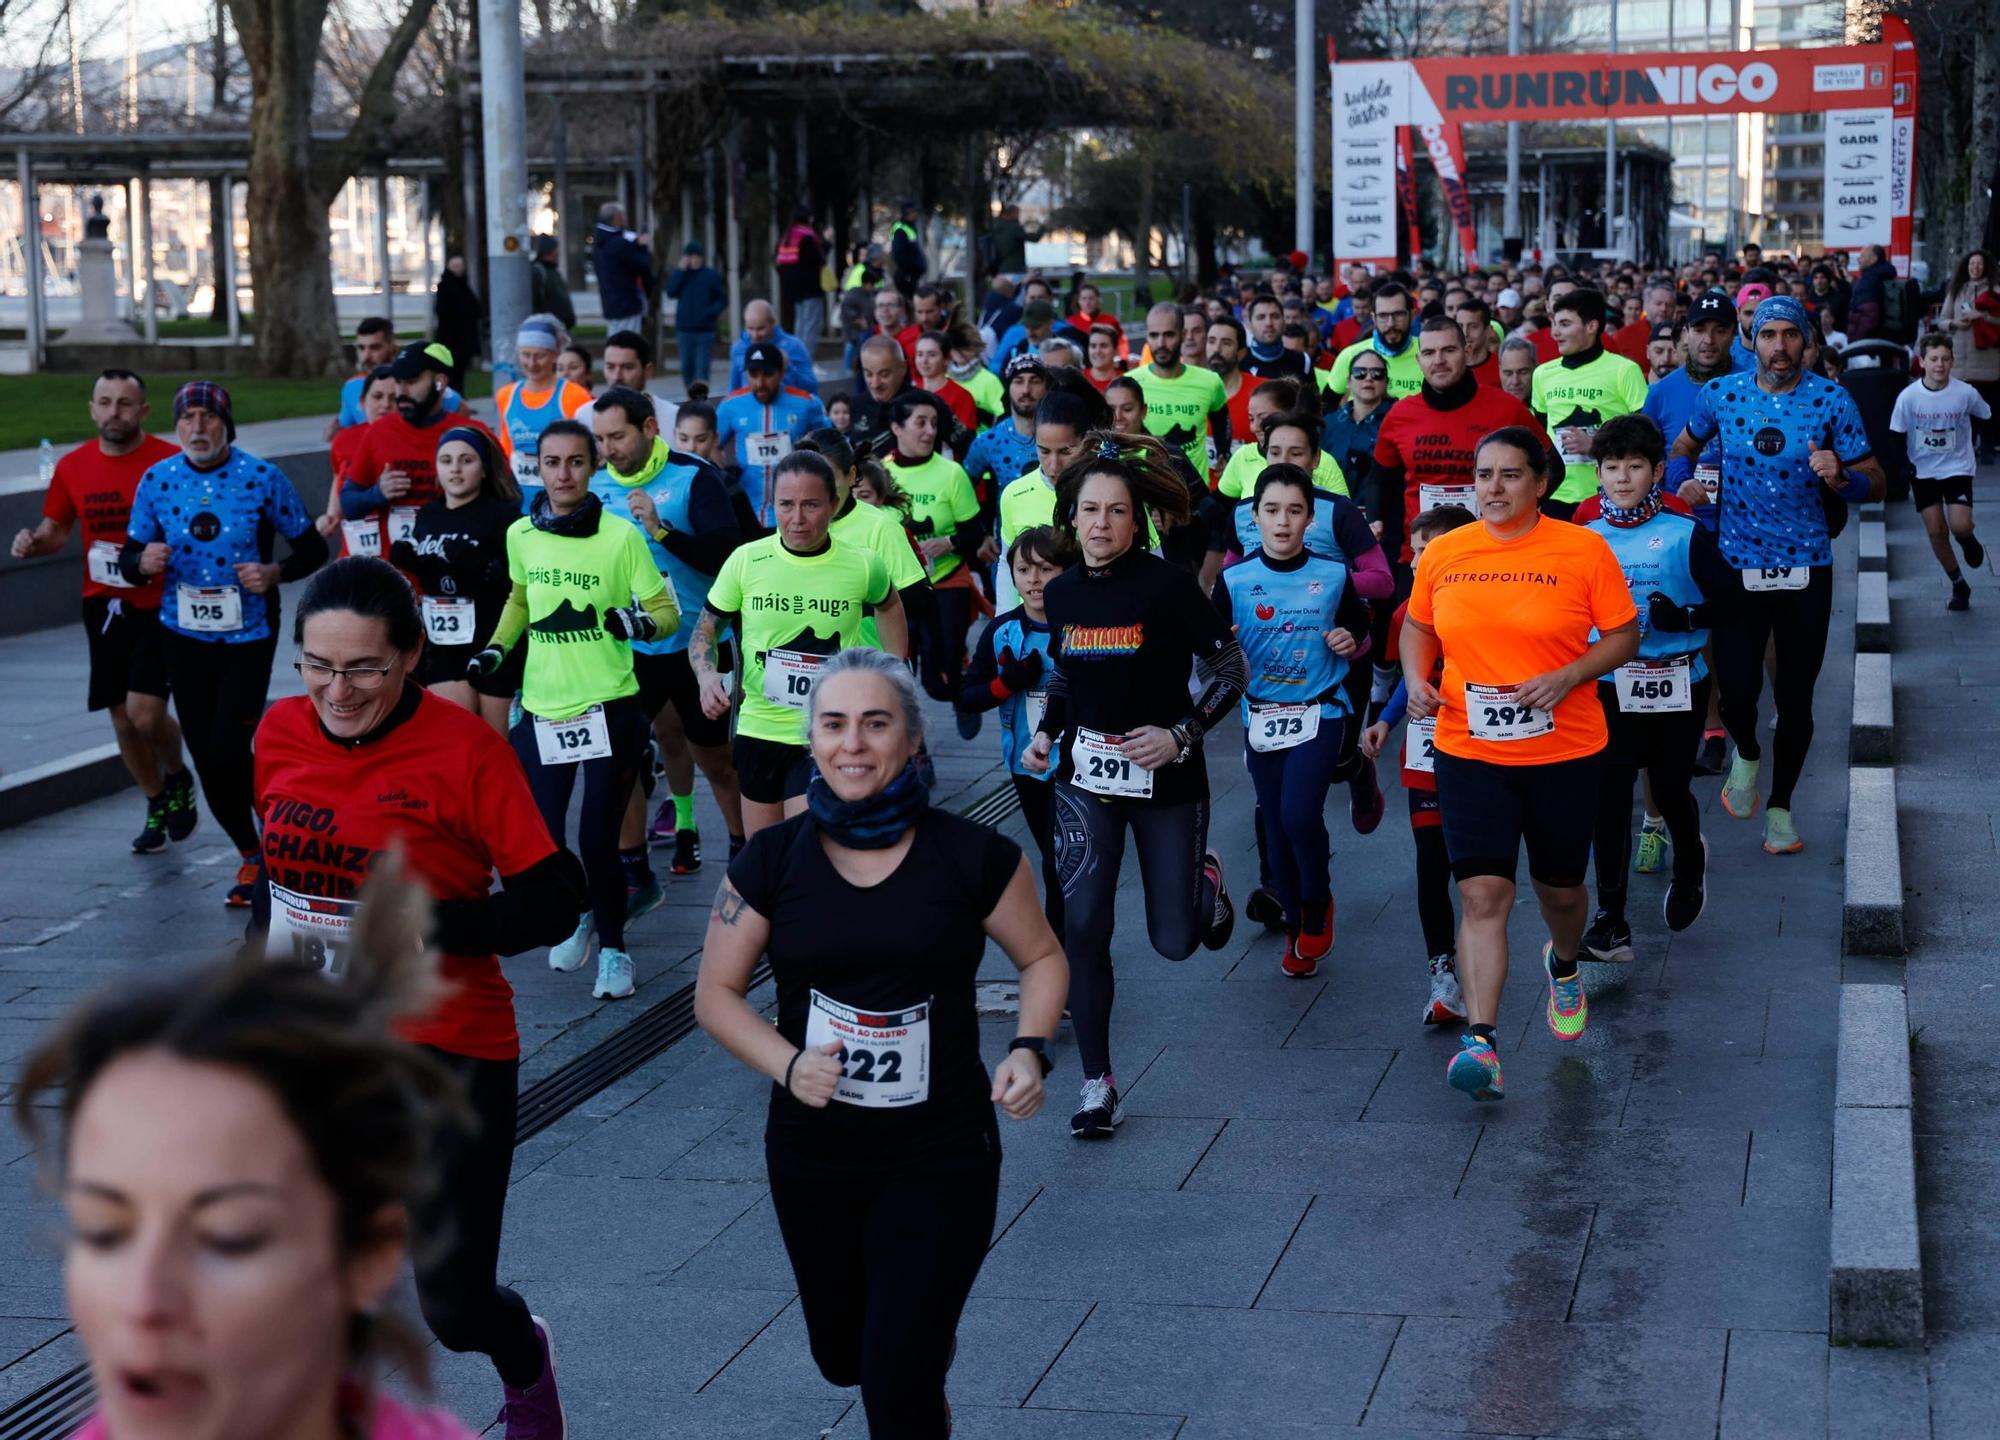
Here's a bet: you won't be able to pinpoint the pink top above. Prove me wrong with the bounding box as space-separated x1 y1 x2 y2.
71 1391 480 1440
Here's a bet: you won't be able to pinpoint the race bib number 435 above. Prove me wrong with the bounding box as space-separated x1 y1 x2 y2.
804 990 931 1108
1464 683 1553 743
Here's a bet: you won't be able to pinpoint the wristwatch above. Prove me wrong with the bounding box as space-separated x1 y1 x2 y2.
1008 1036 1053 1077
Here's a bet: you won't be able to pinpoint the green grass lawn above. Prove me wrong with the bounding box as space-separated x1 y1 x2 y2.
2 370 496 452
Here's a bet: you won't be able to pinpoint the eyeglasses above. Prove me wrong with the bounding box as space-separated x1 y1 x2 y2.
295 661 396 690
1350 369 1388 381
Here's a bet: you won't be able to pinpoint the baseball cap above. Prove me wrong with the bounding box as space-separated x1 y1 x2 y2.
390 340 454 380
743 341 785 373
1735 281 1773 308
1496 287 1523 309
1024 298 1056 327
1688 290 1737 326
682 239 704 256
1649 321 1678 344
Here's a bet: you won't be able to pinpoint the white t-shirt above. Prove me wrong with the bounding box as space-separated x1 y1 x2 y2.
1890 377 1991 480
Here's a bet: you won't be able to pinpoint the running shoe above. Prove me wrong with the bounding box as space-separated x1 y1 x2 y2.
1694 730 1727 776
1721 753 1761 819
1543 941 1588 1041
646 797 677 844
670 829 702 876
498 1315 567 1440
1244 885 1286 932
626 870 664 920
1446 1034 1504 1101
1295 899 1334 962
1949 579 1972 612
1962 533 1986 569
224 856 259 909
1071 1076 1123 1138
163 769 198 841
548 916 594 973
1633 821 1667 874
1280 935 1318 979
131 793 168 855
592 947 635 1001
954 706 982 741
1762 806 1804 855
1201 850 1235 951
1581 911 1633 963
1423 957 1467 1026
1664 838 1709 932
1349 764 1386 835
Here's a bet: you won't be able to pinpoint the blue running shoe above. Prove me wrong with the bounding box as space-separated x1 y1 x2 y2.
1447 1034 1504 1101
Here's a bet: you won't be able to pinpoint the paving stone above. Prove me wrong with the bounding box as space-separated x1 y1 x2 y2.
1836 984 1913 1109
1358 1042 1631 1130
990 1112 1224 1191
1570 1204 1829 1330
1626 1052 1835 1130
975 1189 1309 1308
1028 1301 1398 1425
1743 1129 1832 1208
0 1317 76 1409
1457 1127 1750 1207
1182 1117 1478 1198
1122 1043 1394 1120
1844 766 1904 954
1926 1329 2000 1438
1366 1318 1727 1438
661 1108 770 1182
1257 1195 1590 1320
537 1104 737 1179
1830 1106 1923 1346
495 1173 766 1285
1827 1344 1931 1440
837 1405 1186 1437
1718 1328 1827 1439
1511 982 1769 1061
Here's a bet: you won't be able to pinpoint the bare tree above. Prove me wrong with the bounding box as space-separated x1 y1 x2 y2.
226 0 438 376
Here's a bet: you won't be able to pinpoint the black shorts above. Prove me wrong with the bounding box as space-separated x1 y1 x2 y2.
733 733 814 806
81 596 169 711
633 644 733 747
1911 475 1974 512
1432 750 1602 887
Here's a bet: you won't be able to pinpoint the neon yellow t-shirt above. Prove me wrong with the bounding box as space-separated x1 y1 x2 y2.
830 495 924 650
1216 445 1350 500
958 366 1004 421
1131 362 1228 474
885 452 980 582
1530 349 1649 503
1322 338 1423 400
706 533 892 744
505 514 671 722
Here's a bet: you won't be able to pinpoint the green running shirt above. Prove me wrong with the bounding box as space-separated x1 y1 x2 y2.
1216 445 1350 500
884 453 980 581
505 515 669 722
1530 349 1649 503
1131 363 1229 474
829 496 925 649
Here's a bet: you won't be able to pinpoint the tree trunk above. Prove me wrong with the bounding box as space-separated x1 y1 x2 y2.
1971 23 2000 256
1134 151 1153 307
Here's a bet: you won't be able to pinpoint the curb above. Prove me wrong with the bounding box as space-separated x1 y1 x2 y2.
1855 570 1892 652
0 742 134 833
1830 984 1924 1345
1850 652 1894 765
1858 518 1887 573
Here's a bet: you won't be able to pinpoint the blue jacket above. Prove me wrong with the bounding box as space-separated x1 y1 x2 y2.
664 264 726 335
591 225 655 318
727 327 820 396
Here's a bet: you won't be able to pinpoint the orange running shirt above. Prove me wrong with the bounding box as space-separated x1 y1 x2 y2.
1406 516 1636 765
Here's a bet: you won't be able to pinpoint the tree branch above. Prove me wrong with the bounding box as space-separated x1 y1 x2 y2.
315 0 440 194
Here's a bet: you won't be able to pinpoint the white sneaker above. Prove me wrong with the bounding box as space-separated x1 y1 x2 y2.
548 915 594 973
592 947 635 1000
1423 960 1467 1026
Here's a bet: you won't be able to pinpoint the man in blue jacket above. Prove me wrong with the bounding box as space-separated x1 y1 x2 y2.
592 203 655 334
726 299 820 396
665 241 726 395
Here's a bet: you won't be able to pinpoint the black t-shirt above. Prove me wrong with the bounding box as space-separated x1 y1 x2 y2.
728 807 1022 1178
1042 546 1236 805
395 492 518 649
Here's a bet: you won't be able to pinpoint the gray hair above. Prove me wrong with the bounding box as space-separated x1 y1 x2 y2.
1038 338 1079 366
1498 336 1539 362
807 647 926 745
597 202 624 226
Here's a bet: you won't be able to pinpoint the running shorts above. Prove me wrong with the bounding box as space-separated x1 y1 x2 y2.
81 596 169 712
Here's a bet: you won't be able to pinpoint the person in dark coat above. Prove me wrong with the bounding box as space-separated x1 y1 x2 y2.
592 203 656 333
433 255 483 392
530 234 577 329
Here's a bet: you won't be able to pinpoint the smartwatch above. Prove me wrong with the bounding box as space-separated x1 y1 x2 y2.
1008 1036 1054 1077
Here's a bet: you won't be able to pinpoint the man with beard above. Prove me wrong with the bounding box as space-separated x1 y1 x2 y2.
1130 302 1230 474
1206 314 1263 476
1243 292 1310 380
343 343 501 554
1325 282 1421 400
964 353 1050 509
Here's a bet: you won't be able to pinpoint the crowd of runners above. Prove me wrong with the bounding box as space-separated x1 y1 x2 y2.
11 232 1998 1439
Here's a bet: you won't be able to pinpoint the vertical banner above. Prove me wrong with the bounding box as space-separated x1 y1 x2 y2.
1884 13 1917 277
1330 61 1402 273
1396 130 1421 265
1822 108 1893 251
1420 124 1482 267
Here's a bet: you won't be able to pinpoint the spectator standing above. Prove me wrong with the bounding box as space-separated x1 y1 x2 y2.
1938 249 2000 463
433 255 482 391
987 202 1042 276
1847 244 1899 342
593 203 656 335
529 234 577 329
666 240 728 396
892 198 928 298
777 207 830 354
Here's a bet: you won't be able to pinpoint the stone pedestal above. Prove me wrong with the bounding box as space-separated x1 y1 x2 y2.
52 238 141 345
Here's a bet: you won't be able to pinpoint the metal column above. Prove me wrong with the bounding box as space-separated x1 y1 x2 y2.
1503 0 1522 252
137 171 156 344
16 151 42 373
1605 0 1619 256
477 0 530 385
1293 0 1314 256
221 175 241 345
724 123 744 341
374 174 395 321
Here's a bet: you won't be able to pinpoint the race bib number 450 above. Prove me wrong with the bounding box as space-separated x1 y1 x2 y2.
804 990 931 1108
1464 683 1553 743
1615 658 1691 714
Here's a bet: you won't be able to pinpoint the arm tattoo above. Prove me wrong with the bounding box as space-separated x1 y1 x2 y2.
711 880 747 926
689 607 718 678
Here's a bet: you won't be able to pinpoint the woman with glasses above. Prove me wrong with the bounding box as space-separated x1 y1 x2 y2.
253 555 589 1429
1321 356 1391 523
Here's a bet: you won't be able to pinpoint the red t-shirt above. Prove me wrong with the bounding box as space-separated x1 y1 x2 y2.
1606 318 1653 369
1529 328 1560 366
1466 353 1500 391
44 434 181 605
1384 597 1440 795
1330 317 1364 354
347 411 499 551
1374 386 1549 564
254 689 559 1061
1219 373 1265 482
917 376 978 432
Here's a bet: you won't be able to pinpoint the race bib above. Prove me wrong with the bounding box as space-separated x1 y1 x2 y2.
1742 565 1809 592
340 518 383 559
1464 682 1553 743
510 449 541 489
421 595 476 645
1246 701 1320 753
176 583 242 633
1205 435 1220 472
1557 425 1598 465
1418 482 1476 515
1023 689 1048 738
534 704 611 764
387 507 419 545
1921 426 1954 452
804 989 931 1108
266 883 358 978
1614 657 1692 714
762 648 826 710
1072 727 1153 798
1406 716 1438 774
1695 462 1721 499
86 540 131 589
748 432 792 468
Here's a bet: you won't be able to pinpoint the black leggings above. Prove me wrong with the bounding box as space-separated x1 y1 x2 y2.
411 1049 544 1391
1711 566 1833 812
164 630 275 854
1592 676 1709 920
1010 774 1064 937
922 585 975 703
1414 823 1457 958
510 694 649 949
1052 782 1214 1080
769 1159 998 1439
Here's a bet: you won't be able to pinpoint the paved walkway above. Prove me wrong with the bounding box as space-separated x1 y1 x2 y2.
0 528 1881 1436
